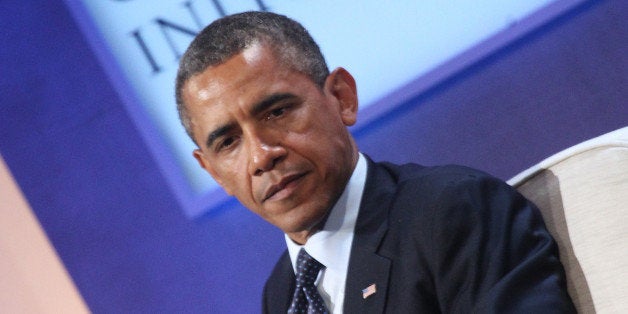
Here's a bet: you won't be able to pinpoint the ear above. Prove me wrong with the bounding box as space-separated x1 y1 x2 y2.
325 67 358 126
193 149 233 195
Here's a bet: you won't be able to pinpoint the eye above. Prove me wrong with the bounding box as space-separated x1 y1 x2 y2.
265 106 286 120
216 136 238 152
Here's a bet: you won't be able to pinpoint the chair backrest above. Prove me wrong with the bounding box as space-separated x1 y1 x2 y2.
508 127 628 314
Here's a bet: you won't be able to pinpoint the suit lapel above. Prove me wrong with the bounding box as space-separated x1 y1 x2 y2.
264 251 295 313
344 160 396 313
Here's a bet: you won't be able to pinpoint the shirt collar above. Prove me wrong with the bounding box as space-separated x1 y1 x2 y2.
285 153 368 273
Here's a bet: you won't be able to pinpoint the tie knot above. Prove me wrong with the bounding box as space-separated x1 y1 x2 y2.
295 249 324 287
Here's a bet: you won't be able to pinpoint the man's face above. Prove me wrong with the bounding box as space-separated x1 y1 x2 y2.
181 44 359 243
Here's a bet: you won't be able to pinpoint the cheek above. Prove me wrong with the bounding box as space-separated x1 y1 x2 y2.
209 158 247 195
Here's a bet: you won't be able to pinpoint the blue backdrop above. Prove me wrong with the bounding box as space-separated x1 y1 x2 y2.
0 0 626 312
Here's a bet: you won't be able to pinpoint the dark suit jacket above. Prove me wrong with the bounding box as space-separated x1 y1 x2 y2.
263 160 575 313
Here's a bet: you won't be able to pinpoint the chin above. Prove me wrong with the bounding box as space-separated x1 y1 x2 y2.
284 210 329 235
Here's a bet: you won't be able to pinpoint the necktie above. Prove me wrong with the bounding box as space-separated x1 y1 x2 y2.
288 249 329 314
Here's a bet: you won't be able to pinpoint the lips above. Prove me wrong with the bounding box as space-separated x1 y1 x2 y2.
262 172 307 202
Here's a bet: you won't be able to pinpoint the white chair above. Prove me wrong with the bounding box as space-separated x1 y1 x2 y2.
508 126 628 313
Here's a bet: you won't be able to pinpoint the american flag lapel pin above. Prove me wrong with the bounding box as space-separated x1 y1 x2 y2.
362 283 377 299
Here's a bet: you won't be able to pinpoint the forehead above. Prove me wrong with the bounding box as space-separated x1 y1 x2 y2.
183 44 279 101
184 45 291 116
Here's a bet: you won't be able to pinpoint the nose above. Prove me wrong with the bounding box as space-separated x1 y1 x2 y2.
247 133 287 176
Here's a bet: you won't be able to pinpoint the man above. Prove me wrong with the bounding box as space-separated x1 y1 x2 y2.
175 11 575 313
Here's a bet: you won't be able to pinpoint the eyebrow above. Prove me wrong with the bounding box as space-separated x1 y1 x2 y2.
250 93 296 116
206 123 235 149
204 93 296 149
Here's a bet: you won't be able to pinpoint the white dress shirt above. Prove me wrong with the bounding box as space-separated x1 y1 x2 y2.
285 153 367 313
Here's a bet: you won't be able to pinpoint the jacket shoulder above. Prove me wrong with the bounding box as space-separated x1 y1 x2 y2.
378 161 496 191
